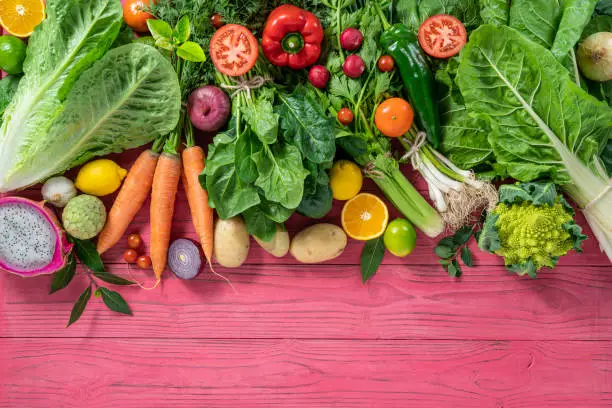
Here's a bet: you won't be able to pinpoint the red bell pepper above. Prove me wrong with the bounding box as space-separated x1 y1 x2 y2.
262 5 324 70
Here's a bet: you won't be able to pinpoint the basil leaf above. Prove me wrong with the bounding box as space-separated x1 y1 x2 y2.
460 246 473 267
93 271 136 286
147 19 173 41
71 237 105 273
99 287 132 315
173 15 190 44
67 285 92 327
50 254 77 294
361 237 386 283
176 41 206 62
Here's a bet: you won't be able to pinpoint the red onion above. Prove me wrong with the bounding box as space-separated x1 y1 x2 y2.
188 86 231 132
168 239 202 280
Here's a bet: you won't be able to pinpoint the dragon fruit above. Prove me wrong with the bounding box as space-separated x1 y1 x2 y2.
0 196 73 277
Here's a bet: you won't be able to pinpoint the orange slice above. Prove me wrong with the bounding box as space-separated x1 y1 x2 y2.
341 193 389 241
0 0 45 38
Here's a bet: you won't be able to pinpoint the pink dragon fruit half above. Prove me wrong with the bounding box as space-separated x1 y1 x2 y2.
0 196 73 277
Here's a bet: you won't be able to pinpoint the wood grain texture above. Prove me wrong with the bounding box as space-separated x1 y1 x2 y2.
1 339 611 408
3 264 612 340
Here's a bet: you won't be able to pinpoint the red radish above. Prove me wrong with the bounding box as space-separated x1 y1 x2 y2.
340 28 364 51
188 86 231 132
168 239 202 280
308 65 330 88
343 55 365 78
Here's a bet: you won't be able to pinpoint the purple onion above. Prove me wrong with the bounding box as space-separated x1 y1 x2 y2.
168 239 202 280
188 85 231 132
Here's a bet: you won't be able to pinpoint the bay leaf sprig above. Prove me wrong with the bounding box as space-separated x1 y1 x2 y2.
435 226 475 277
52 236 136 327
360 236 386 283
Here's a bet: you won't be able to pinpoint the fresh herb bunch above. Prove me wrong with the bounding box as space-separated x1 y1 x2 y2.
434 225 476 278
51 237 136 327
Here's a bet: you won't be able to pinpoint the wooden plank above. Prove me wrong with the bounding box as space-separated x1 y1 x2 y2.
1 338 610 408
3 265 612 340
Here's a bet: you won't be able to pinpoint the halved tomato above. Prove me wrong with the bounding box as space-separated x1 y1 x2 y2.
418 14 467 59
210 24 259 77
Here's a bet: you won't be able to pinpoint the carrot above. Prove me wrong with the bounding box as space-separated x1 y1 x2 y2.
150 152 182 280
97 149 159 254
182 146 214 266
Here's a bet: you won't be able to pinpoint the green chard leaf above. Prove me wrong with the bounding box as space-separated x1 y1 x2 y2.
479 0 510 26
99 287 132 315
361 237 386 283
49 254 77 294
67 285 92 327
277 87 336 164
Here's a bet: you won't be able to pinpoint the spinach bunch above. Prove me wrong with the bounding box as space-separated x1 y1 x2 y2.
202 73 336 242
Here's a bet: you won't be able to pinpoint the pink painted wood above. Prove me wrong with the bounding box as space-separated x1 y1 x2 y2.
1 146 611 406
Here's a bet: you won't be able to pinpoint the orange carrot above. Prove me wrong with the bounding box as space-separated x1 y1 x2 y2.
97 150 159 254
182 146 214 266
150 152 182 280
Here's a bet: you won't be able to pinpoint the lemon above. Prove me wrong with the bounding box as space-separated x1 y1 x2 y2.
75 159 127 196
330 160 363 201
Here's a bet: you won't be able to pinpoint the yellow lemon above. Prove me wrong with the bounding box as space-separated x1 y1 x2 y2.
330 160 363 201
75 159 127 197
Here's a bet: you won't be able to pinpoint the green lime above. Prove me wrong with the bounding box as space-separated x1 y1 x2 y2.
0 36 27 75
383 218 417 257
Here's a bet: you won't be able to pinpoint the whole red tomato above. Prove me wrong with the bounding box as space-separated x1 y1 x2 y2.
375 98 414 137
123 0 155 33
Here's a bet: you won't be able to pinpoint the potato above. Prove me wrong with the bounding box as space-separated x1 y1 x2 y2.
214 217 250 268
290 223 347 263
254 225 290 258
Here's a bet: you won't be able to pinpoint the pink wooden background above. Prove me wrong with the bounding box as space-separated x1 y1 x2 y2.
1 146 611 407
1 7 612 406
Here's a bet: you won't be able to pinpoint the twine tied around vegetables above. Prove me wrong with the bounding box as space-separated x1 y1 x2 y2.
221 76 272 99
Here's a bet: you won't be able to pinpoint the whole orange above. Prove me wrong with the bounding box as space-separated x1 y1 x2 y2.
375 98 414 138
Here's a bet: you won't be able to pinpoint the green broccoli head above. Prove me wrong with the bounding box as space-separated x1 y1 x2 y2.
478 183 587 278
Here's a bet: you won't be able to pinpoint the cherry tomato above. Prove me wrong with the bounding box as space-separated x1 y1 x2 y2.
137 255 152 270
375 98 414 137
210 13 224 29
338 108 354 126
210 24 259 77
127 234 142 249
377 55 395 72
418 14 467 59
123 0 155 33
124 249 139 264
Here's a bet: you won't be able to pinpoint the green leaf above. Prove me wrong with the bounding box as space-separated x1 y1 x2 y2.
234 129 262 183
478 213 501 253
460 246 473 267
49 254 77 294
147 19 173 41
173 15 190 43
447 260 462 277
418 0 482 30
71 237 105 273
260 199 294 223
241 92 279 144
99 287 132 315
499 183 557 206
93 271 136 286
278 87 336 164
243 206 277 242
361 237 386 283
0 76 20 126
581 15 612 39
176 41 206 62
479 0 510 26
204 138 261 220
155 38 175 51
434 245 455 259
94 288 101 298
453 226 473 246
439 258 451 266
457 25 612 188
67 285 92 327
507 259 538 278
254 144 309 209
562 220 588 252
437 236 457 250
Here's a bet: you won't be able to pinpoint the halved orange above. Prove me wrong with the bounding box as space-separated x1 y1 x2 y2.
0 0 46 38
341 193 389 241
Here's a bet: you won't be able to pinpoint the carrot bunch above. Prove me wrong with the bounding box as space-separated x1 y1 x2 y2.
97 121 214 284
